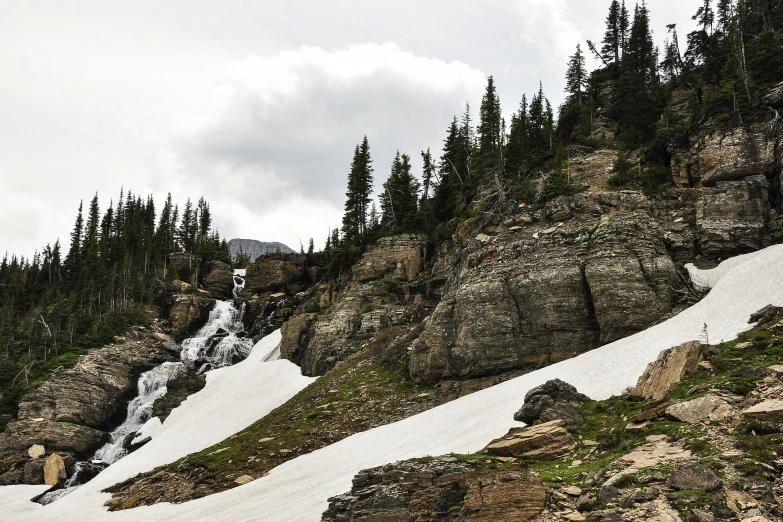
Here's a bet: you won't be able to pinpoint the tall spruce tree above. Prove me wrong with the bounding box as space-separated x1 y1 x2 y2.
380 152 420 232
341 136 374 244
565 44 588 104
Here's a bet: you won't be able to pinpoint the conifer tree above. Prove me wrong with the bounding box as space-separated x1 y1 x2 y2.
380 152 420 232
565 44 588 105
341 137 374 244
64 200 84 276
602 0 622 63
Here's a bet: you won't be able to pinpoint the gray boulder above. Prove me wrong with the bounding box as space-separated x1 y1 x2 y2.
667 463 721 492
514 379 591 427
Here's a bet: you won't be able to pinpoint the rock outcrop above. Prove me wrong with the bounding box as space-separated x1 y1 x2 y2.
168 295 215 340
0 326 175 460
280 235 429 376
244 259 304 294
409 193 680 383
697 175 771 257
485 420 576 460
630 341 703 401
673 126 780 188
514 379 590 427
322 457 546 522
202 265 235 300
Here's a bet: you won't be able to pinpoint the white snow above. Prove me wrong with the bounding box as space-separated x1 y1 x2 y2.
233 269 246 277
130 416 162 446
5 244 783 521
685 248 770 291
4 329 314 521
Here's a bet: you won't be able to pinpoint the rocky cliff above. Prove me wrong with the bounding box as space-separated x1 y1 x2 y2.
0 326 179 485
228 238 294 262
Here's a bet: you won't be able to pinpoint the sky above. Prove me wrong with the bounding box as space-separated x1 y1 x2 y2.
0 0 698 257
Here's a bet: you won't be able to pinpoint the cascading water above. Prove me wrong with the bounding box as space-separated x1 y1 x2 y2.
39 273 252 503
93 362 186 464
180 299 253 369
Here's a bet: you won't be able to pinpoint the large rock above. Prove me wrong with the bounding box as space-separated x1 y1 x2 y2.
695 128 778 186
43 453 67 487
322 458 546 522
696 176 770 257
410 200 679 383
280 236 425 376
742 399 783 422
667 463 721 492
0 327 173 458
665 395 733 423
351 234 426 283
244 259 303 294
23 458 45 484
485 420 576 460
202 266 235 300
630 341 703 401
168 295 215 340
514 379 590 427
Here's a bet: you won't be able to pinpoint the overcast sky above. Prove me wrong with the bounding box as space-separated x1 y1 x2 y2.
0 0 698 256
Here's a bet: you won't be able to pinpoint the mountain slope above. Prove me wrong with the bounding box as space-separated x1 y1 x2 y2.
5 245 783 520
228 239 294 261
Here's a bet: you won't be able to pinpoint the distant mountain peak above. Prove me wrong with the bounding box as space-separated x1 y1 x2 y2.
228 238 294 261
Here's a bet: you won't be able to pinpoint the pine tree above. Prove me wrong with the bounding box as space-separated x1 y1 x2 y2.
380 152 420 232
64 200 84 276
602 0 622 63
565 44 588 105
341 137 374 244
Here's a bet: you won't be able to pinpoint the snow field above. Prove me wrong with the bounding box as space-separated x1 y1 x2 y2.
6 244 783 521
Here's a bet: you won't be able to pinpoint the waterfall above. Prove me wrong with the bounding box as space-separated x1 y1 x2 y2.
93 362 186 464
180 300 253 369
41 274 255 503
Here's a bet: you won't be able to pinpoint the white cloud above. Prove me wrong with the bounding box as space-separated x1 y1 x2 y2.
166 43 486 249
517 0 584 69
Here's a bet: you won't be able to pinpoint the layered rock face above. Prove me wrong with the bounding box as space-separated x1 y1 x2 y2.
322 457 546 522
201 262 235 300
280 235 428 376
167 295 215 340
0 327 175 460
672 126 780 188
409 193 679 383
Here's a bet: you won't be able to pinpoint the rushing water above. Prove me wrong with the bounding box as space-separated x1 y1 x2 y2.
37 273 252 504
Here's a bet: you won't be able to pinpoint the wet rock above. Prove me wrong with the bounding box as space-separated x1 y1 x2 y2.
23 458 45 484
514 379 590 427
485 420 576 460
44 453 67 487
0 327 173 458
169 295 215 340
630 341 703 401
667 463 721 492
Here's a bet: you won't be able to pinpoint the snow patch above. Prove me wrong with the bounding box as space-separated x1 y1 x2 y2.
6 245 783 521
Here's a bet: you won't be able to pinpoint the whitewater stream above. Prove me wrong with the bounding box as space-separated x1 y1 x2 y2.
38 272 253 504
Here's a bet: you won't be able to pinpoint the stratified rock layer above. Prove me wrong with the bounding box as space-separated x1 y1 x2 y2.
0 327 174 459
322 457 546 522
